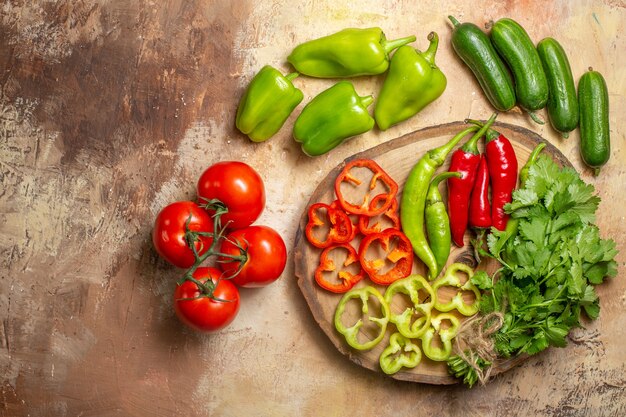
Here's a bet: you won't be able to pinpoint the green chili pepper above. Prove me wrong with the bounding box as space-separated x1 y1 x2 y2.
293 81 375 156
287 28 416 78
379 332 422 375
432 262 481 316
383 274 435 339
235 65 304 142
425 171 461 278
420 313 460 362
374 32 447 131
334 286 390 351
400 125 483 280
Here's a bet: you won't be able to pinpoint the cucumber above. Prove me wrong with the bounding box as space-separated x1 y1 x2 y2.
578 68 610 176
448 16 516 112
537 37 579 138
490 18 549 116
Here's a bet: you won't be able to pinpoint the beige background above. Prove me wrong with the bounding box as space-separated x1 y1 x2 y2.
1 1 624 416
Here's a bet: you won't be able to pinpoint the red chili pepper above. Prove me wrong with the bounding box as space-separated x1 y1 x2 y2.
330 200 360 241
469 154 492 229
358 229 413 285
447 113 497 247
314 243 364 293
359 196 400 235
335 159 398 216
484 129 518 231
305 203 353 248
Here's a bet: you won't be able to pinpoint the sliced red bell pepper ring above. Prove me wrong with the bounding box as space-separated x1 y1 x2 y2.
359 196 400 235
314 243 364 293
334 159 398 217
305 202 353 248
330 199 360 241
358 228 413 285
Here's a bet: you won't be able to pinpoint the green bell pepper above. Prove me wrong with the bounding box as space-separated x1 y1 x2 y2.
235 65 304 142
293 81 375 156
420 313 460 362
383 274 435 339
287 27 416 78
334 286 390 351
374 32 447 131
432 263 481 316
379 332 422 375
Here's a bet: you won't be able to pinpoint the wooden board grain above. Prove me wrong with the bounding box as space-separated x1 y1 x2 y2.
294 121 572 384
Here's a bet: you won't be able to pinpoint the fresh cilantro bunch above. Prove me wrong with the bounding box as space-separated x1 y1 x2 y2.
478 155 618 358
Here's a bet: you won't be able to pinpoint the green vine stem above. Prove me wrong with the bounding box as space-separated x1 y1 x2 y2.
176 204 248 301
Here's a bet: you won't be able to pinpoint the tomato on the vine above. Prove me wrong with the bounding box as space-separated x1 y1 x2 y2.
153 201 214 268
219 225 287 288
197 161 265 230
173 267 240 332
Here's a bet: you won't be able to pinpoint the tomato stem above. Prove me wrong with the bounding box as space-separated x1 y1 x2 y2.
198 197 231 230
178 209 247 298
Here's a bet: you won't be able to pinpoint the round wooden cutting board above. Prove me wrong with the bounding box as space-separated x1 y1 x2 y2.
293 121 573 384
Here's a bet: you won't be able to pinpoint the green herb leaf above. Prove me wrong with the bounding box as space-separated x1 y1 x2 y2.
471 270 493 291
481 154 618 360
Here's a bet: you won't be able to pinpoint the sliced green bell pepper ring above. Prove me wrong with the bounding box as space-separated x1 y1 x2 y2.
420 313 460 362
305 202 353 249
294 82 375 156
359 196 400 235
314 243 364 293
432 263 481 316
374 32 447 131
334 159 399 217
358 229 414 285
379 332 422 375
384 274 435 339
334 286 390 351
287 27 417 78
235 65 304 142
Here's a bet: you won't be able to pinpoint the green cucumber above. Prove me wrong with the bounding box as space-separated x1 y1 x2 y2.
578 68 610 176
537 37 579 138
448 16 516 112
490 18 548 118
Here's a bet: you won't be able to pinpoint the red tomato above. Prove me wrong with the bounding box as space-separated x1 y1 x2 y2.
174 267 240 332
197 161 265 230
219 225 287 288
152 201 214 268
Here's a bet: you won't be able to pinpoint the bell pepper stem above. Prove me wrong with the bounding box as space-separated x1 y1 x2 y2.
285 72 299 82
422 32 440 64
360 94 374 108
383 34 417 54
